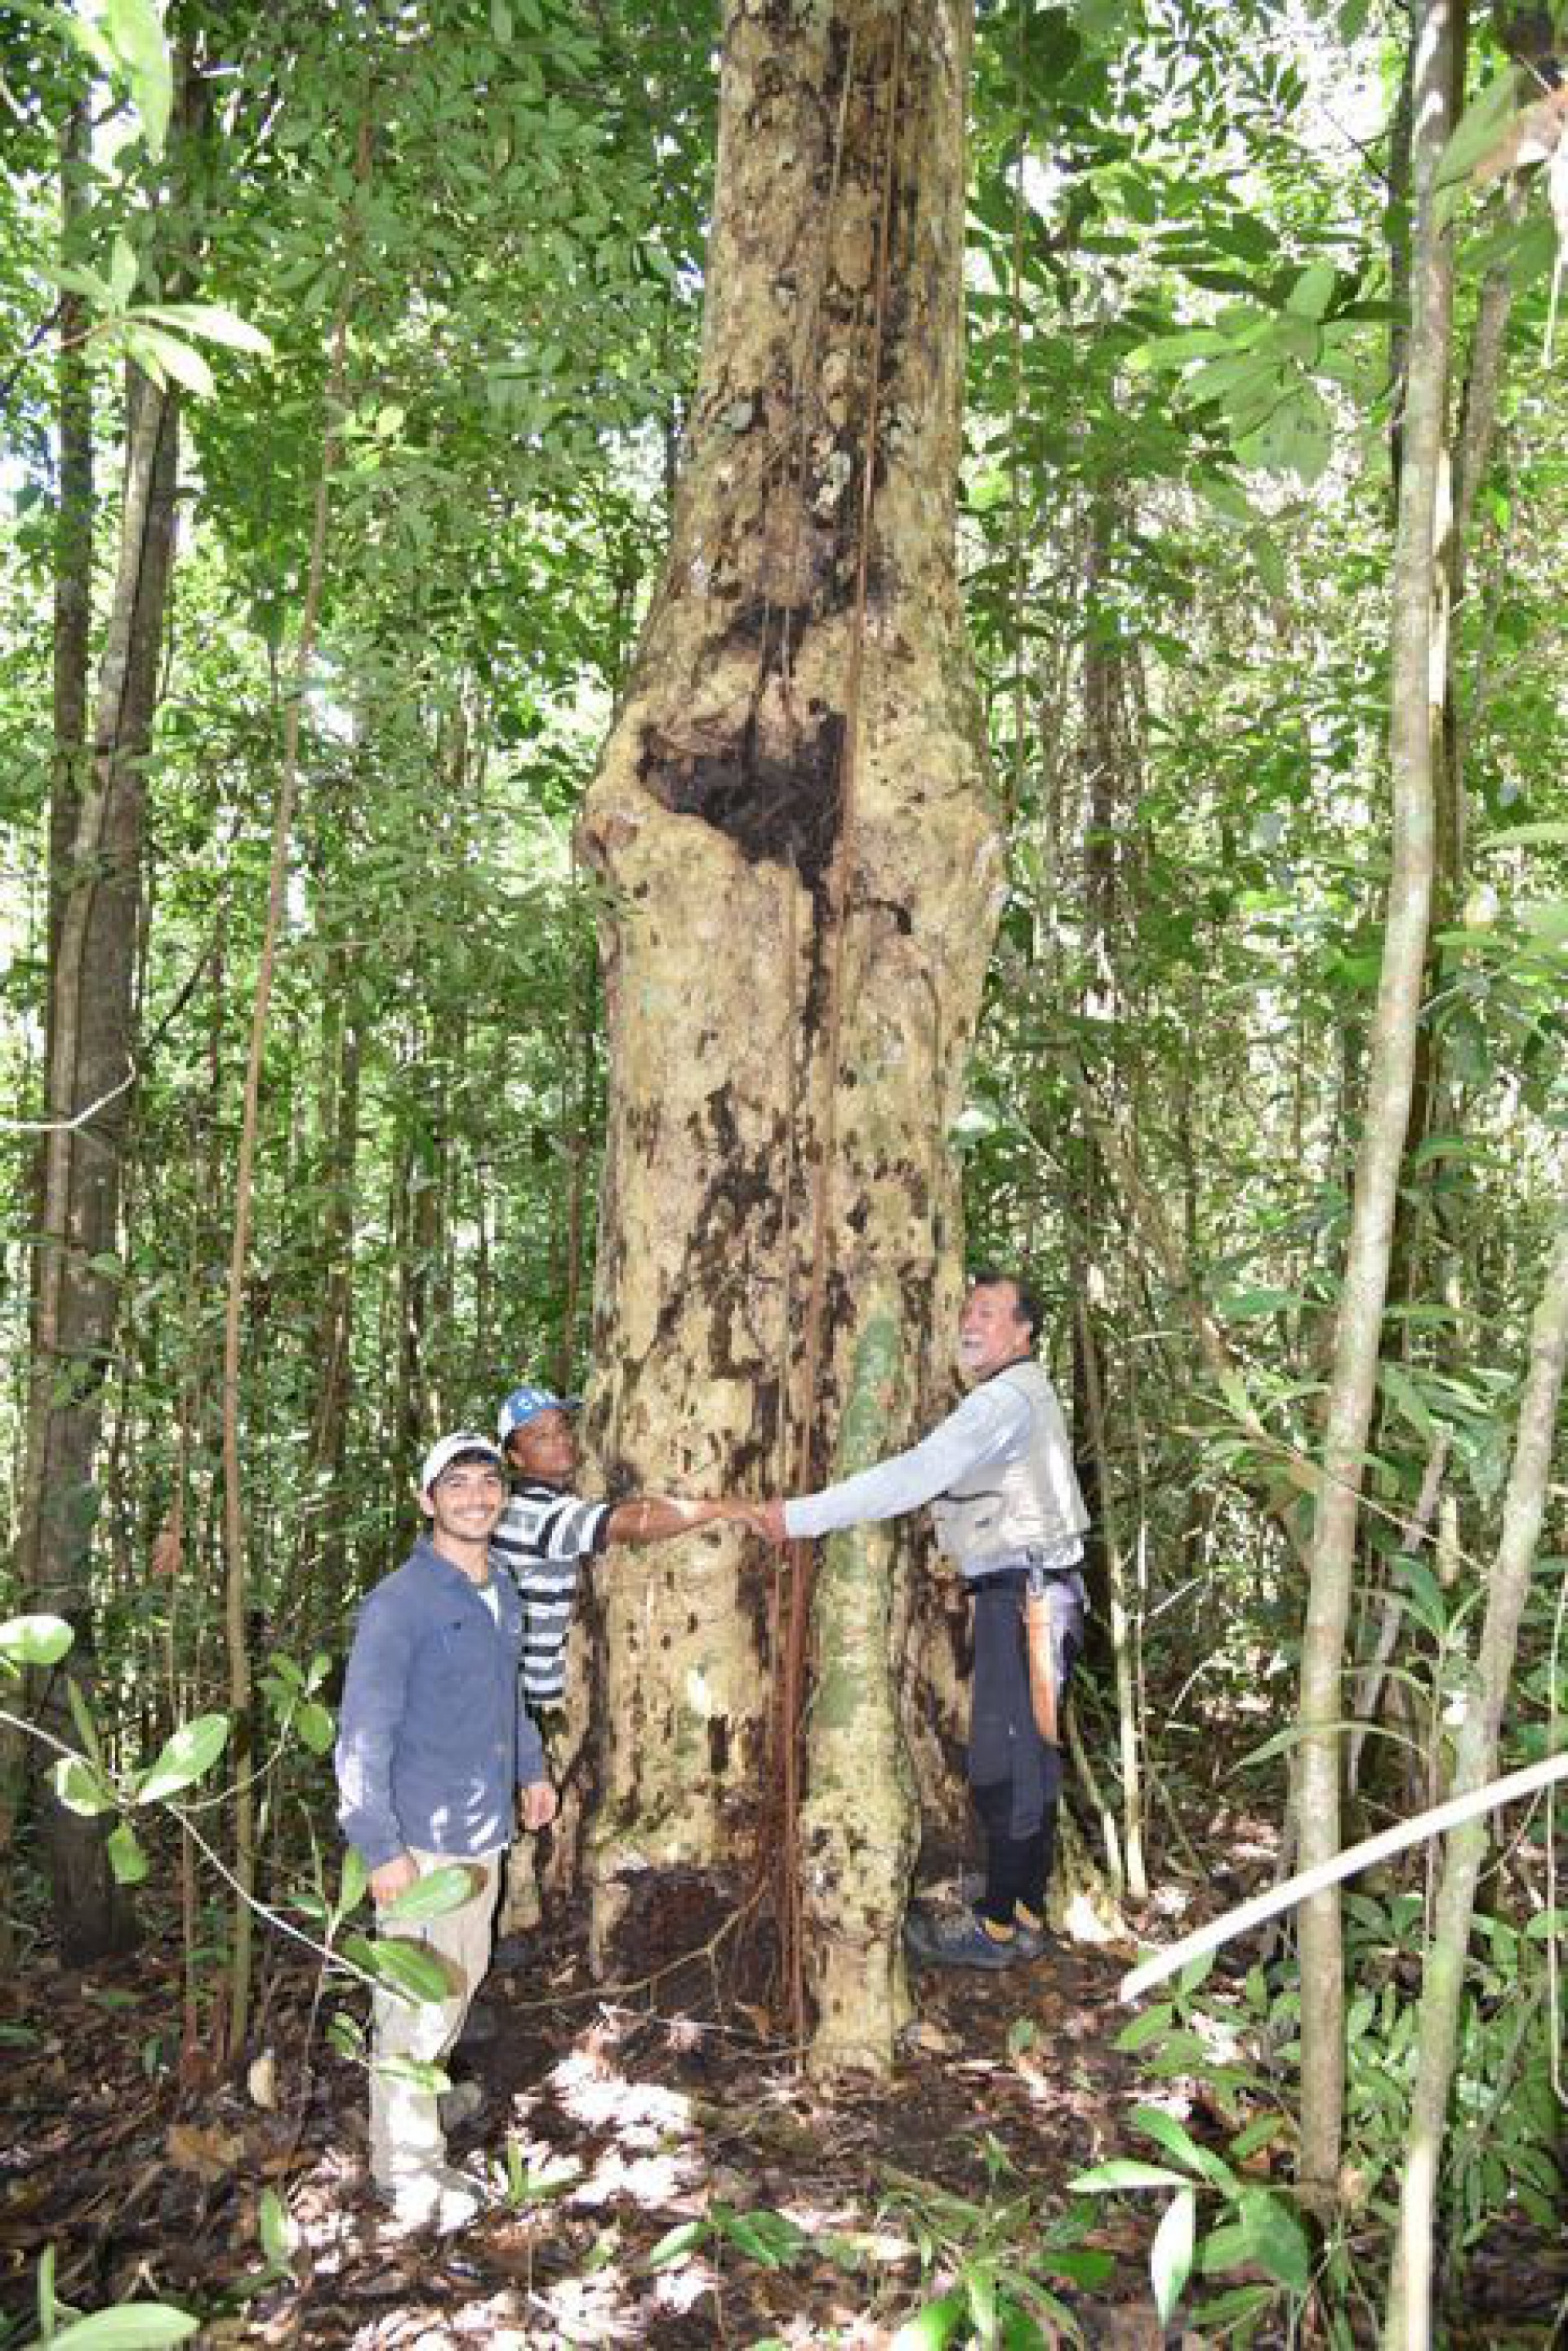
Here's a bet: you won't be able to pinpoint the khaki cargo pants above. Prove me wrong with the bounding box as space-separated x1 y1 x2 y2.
368 1846 501 2193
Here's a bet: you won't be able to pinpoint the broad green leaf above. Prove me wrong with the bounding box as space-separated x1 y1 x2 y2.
1285 261 1336 320
1233 2188 1312 2291
136 303 274 357
107 235 138 308
1236 381 1331 482
380 1863 483 1925
1151 2188 1196 2324
1127 328 1229 371
889 2289 968 2351
107 1821 149 1885
101 0 174 159
1005 2017 1038 2057
294 1699 335 1755
1068 2158 1189 2193
53 1754 115 1817
0 1613 74 1667
137 1713 229 1805
45 2310 200 2349
122 323 216 400
368 1936 464 2004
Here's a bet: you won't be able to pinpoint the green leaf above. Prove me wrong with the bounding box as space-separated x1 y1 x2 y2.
372 2055 452 2092
136 303 274 357
1068 2158 1190 2193
1114 2002 1175 2054
294 1700 335 1755
645 2218 710 2269
1238 1718 1366 1769
890 2286 969 2349
45 2310 201 2349
1005 2017 1038 2057
1151 2188 1196 2324
1285 261 1336 320
1132 2106 1238 2192
100 0 173 159
368 1936 465 2004
258 2187 295 2272
1436 69 1523 190
337 1847 368 1916
52 1754 115 1818
0 1613 74 1668
136 1713 229 1805
1233 2188 1312 2291
1127 328 1229 371
1236 380 1332 483
107 1821 149 1885
122 323 216 400
380 1863 483 1925
1479 821 1568 851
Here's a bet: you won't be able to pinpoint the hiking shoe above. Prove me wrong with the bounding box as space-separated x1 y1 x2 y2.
949 1875 1051 1955
904 1904 1029 1970
381 2162 488 2235
438 2079 484 2132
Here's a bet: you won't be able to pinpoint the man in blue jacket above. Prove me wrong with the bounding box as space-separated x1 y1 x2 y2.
336 1431 555 2232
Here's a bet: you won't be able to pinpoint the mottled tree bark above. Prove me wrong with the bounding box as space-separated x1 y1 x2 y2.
578 0 996 2067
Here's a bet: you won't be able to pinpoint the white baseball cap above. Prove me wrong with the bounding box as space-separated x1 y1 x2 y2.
420 1431 505 1496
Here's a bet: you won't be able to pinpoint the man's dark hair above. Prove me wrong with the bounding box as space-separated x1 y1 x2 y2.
969 1265 1043 1345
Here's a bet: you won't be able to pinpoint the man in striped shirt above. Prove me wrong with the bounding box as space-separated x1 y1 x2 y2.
490 1383 740 1708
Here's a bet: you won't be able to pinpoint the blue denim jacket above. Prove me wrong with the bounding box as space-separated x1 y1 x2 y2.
335 1537 546 1869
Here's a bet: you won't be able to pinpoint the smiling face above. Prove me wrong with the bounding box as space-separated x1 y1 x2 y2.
505 1407 579 1487
956 1279 1032 1382
421 1459 507 1553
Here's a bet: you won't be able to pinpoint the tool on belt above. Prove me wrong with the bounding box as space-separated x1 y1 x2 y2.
1022 1564 1058 1745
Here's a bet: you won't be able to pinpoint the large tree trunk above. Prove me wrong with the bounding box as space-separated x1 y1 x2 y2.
1294 0 1456 2202
578 0 996 2070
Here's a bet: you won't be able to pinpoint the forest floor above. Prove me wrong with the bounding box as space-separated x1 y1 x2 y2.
3 1841 1566 2349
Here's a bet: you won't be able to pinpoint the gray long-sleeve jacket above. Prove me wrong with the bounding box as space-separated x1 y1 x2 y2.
335 1536 546 1870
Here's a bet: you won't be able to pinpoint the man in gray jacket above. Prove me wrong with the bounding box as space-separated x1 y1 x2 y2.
749 1270 1088 1970
336 1431 556 2230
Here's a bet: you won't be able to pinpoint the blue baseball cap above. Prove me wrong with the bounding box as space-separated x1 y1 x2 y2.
497 1383 582 1442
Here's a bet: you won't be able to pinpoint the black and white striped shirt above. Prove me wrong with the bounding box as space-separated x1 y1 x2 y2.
490 1479 612 1704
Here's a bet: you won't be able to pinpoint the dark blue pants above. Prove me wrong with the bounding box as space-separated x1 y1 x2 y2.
966 1568 1083 1927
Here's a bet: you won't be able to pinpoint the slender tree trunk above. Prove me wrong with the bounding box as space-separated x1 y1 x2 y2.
16 360 180 1964
1383 1195 1568 2349
221 156 360 2048
1295 0 1457 2202
0 102 96 1958
578 0 996 2068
